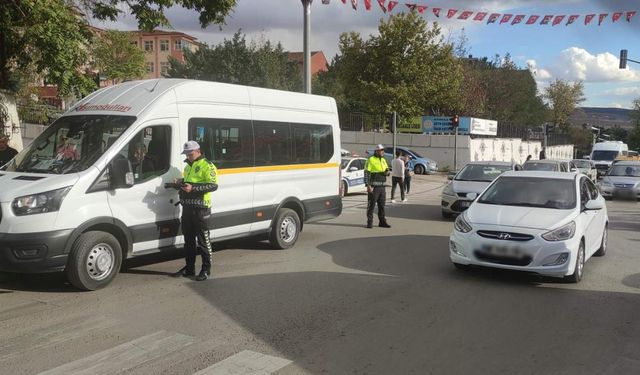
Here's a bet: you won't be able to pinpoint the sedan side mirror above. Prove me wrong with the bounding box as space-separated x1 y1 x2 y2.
584 197 605 210
447 175 454 180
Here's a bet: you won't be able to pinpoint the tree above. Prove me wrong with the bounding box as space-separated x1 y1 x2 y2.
317 12 462 120
628 98 640 151
92 30 146 84
167 32 302 92
543 79 585 128
0 0 237 95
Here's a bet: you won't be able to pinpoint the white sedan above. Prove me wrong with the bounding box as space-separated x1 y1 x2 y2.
449 171 608 283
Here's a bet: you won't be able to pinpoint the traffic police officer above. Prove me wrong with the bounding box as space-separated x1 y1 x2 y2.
365 144 391 228
173 141 218 281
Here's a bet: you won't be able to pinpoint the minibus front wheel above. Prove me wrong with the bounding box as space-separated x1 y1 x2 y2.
66 231 123 291
269 208 301 249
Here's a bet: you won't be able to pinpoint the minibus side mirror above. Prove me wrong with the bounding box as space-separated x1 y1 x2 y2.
110 158 134 189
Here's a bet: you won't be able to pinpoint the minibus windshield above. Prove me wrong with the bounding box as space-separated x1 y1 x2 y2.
3 115 136 174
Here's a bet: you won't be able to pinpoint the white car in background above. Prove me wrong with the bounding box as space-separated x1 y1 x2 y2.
572 159 597 181
450 171 608 283
340 157 368 196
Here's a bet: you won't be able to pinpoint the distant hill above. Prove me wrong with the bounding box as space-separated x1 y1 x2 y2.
570 107 633 128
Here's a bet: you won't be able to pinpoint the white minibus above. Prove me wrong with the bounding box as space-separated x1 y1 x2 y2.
0 79 342 290
591 141 629 177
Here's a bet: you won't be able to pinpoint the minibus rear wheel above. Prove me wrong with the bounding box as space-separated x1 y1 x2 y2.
269 208 301 249
66 231 122 291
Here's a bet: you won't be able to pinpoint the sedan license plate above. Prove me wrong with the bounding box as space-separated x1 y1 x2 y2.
480 245 524 258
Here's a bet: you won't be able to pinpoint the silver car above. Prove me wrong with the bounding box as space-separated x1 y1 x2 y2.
597 161 640 200
523 159 578 173
572 159 597 181
441 161 521 218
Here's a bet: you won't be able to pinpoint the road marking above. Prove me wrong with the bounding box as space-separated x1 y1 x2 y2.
38 330 196 375
0 315 118 361
193 350 292 375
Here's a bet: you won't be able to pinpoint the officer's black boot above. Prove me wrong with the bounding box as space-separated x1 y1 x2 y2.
196 268 210 281
172 266 195 278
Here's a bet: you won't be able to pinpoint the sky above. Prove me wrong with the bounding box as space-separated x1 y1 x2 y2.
91 0 640 109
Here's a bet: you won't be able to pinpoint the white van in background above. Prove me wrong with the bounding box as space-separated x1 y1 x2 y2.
591 141 628 178
0 79 342 290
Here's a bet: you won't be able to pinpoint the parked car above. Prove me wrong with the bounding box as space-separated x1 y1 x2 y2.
572 159 597 181
450 171 608 283
597 161 640 200
340 157 368 196
522 159 578 173
441 161 521 218
365 146 437 174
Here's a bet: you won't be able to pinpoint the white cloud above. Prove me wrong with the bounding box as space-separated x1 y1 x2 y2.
601 87 640 97
528 47 640 83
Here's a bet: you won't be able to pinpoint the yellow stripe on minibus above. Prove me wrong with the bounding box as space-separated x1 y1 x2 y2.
218 162 339 175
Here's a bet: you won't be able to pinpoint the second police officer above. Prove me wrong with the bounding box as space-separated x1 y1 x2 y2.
365 144 392 229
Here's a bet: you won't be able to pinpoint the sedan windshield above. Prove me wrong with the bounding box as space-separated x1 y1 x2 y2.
455 164 512 182
478 177 576 209
2 115 136 174
341 158 350 169
608 165 640 177
523 162 559 171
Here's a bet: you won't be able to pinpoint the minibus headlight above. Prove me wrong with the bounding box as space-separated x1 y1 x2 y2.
12 187 72 216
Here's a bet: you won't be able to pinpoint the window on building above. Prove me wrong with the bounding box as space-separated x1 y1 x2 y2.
144 40 154 52
188 118 253 169
146 62 154 73
160 40 169 51
174 40 183 51
160 62 170 76
130 41 138 46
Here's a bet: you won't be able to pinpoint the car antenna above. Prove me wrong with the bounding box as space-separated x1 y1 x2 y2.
148 79 161 93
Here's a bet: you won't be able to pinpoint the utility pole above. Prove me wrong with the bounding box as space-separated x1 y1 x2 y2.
301 0 312 94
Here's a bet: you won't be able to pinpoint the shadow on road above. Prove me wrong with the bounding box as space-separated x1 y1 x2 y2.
382 204 446 221
0 272 77 293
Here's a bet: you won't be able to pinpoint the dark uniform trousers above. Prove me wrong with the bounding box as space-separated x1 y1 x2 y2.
182 206 213 272
367 186 387 225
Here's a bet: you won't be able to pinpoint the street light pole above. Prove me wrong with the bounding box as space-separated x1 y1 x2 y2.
302 0 312 94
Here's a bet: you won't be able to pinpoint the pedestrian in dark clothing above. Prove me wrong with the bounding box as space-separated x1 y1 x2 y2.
365 144 391 228
172 141 218 281
0 134 18 166
403 155 413 195
539 148 546 160
526 154 532 161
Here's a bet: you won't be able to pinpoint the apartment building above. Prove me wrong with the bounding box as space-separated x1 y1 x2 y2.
127 30 200 79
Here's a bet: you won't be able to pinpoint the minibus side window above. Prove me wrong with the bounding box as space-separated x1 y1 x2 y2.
119 125 171 183
188 118 253 169
291 123 333 164
254 121 292 166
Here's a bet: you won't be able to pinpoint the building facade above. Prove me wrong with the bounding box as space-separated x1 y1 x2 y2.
126 30 200 79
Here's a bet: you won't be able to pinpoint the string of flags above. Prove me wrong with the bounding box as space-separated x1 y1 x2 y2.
320 0 637 26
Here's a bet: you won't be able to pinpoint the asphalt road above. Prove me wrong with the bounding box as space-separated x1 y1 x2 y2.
1 175 639 375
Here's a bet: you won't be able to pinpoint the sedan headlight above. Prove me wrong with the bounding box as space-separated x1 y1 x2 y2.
454 213 473 233
599 180 612 187
443 183 455 196
12 187 72 216
542 221 576 242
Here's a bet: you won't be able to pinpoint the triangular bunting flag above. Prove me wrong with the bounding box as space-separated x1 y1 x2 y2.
525 15 539 25
540 15 553 25
627 11 637 22
387 1 398 12
342 0 346 3
487 13 500 24
322 0 330 4
511 14 525 25
416 5 427 14
500 14 512 24
474 12 487 21
585 14 595 25
566 15 579 25
598 13 608 26
447 9 458 18
364 0 371 10
432 7 441 17
612 12 623 22
377 0 386 13
552 15 565 26
458 11 473 20
405 3 416 11
351 0 357 10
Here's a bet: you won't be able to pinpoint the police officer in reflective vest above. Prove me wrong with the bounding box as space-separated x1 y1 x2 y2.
365 144 391 228
173 141 218 281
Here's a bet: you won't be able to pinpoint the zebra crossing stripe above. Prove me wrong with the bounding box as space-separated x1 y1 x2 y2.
38 330 195 375
193 350 292 375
